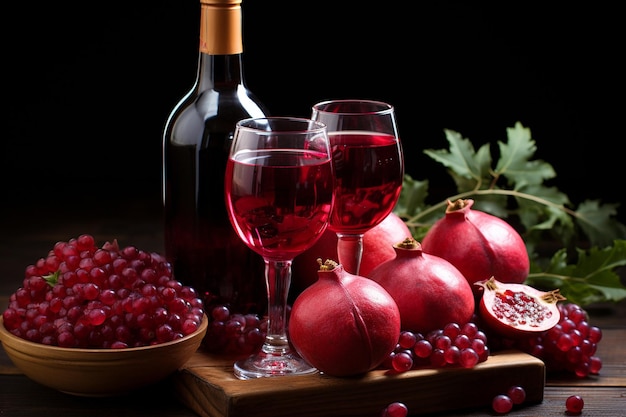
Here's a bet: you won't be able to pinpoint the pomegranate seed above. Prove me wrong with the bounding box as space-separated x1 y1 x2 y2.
413 339 433 359
589 356 602 374
391 351 413 372
381 402 408 417
492 394 513 414
398 331 417 349
380 320 491 373
565 395 584 413
459 348 479 368
506 385 526 404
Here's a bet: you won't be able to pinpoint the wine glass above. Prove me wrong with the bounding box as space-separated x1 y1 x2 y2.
311 99 404 275
225 117 335 379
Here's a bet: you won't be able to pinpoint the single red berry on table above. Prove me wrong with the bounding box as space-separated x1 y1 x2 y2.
381 401 408 417
506 385 526 405
565 395 584 414
492 394 513 414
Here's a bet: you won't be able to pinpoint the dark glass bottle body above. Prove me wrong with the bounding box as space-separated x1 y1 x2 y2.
162 1 269 352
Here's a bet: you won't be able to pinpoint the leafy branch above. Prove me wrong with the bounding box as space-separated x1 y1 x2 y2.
394 122 626 306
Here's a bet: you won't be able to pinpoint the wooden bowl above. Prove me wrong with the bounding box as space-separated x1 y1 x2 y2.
0 315 207 397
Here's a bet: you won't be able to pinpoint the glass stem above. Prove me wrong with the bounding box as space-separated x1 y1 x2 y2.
336 233 364 275
262 259 293 355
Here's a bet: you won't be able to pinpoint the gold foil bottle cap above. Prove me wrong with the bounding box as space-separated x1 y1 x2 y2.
200 0 243 55
200 0 242 5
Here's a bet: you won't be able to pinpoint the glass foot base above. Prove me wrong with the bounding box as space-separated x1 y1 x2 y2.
234 350 318 380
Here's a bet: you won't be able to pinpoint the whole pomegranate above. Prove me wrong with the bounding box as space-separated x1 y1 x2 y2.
291 212 411 298
289 259 401 377
421 199 530 288
475 277 565 339
367 238 475 334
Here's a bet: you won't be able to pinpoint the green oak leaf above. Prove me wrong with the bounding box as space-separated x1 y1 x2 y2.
526 241 626 305
575 200 626 248
424 129 492 185
495 122 556 187
395 175 429 220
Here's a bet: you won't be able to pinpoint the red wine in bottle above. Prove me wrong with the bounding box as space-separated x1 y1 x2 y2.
162 0 269 353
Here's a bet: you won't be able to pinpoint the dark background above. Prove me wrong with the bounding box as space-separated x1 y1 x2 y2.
3 1 623 221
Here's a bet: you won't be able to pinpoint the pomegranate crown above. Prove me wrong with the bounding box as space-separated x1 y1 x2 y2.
317 258 339 271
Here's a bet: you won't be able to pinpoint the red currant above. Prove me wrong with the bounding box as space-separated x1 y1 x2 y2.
565 395 584 414
492 394 513 414
506 385 526 404
381 402 408 417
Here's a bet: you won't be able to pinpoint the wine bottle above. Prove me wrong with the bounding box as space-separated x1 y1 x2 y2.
162 0 269 352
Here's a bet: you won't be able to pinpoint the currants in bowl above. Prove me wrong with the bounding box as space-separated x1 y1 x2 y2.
0 234 207 396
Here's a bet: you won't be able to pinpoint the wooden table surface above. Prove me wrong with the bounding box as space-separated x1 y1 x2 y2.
1 196 625 417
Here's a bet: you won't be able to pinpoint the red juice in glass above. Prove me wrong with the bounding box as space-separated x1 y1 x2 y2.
225 149 334 260
329 131 403 234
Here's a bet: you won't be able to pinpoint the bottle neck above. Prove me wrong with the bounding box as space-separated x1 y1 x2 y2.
197 53 245 90
197 1 245 90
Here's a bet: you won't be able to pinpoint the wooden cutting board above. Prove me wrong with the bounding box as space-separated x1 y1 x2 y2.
172 349 545 417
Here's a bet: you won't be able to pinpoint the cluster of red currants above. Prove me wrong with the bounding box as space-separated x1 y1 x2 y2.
489 302 603 378
381 321 490 372
2 234 204 348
